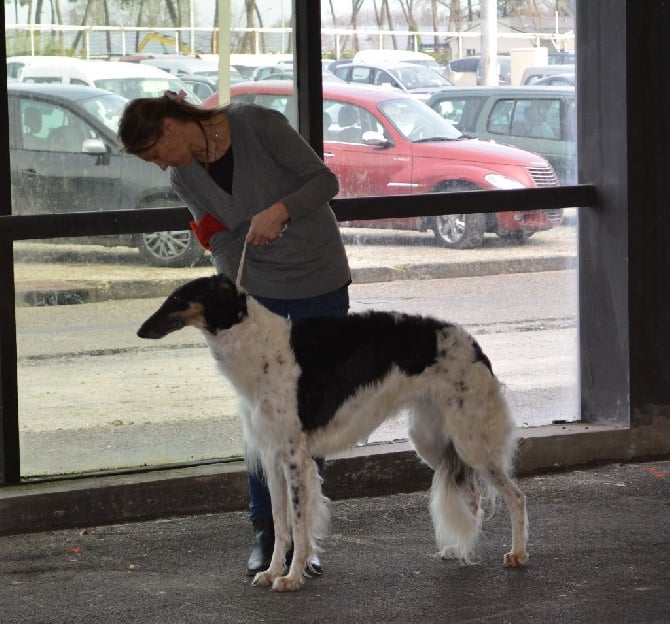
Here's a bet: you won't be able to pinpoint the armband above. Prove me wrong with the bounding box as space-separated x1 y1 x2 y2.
189 213 228 250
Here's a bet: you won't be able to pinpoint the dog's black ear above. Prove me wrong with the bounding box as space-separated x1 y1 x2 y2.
202 275 248 334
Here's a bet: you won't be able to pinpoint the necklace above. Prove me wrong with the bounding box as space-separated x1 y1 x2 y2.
209 129 219 160
209 123 226 161
201 115 228 162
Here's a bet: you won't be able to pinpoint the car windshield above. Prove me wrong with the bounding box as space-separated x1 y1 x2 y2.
388 66 451 89
379 97 463 142
78 91 128 134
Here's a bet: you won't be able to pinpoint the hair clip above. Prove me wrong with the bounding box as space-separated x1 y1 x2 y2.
164 89 187 101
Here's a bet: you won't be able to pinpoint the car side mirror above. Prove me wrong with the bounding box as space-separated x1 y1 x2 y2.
82 138 110 165
82 138 107 154
362 131 391 148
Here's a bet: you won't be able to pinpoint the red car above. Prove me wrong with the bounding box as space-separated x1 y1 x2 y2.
204 81 561 248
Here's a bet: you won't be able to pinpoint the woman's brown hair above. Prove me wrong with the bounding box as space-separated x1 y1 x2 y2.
118 91 220 155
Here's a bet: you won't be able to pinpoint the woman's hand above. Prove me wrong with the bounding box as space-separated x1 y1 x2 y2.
246 202 290 246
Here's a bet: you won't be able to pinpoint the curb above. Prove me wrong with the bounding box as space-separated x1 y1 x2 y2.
351 254 576 283
14 255 577 307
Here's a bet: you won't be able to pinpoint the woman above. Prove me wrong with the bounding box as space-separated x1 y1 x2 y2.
118 90 351 577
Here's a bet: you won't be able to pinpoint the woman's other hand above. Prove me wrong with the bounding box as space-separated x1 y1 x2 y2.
246 202 291 246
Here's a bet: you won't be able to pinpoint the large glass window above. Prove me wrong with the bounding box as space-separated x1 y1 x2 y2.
6 1 578 479
320 0 578 441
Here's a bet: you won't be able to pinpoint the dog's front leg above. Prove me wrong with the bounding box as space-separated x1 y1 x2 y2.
271 451 320 592
252 464 291 588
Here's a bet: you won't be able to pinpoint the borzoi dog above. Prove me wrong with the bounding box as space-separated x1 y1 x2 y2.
137 274 528 592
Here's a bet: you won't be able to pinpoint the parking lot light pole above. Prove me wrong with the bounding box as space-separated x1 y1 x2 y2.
480 0 498 86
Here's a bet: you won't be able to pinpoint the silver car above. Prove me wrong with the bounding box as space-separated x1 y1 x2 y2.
8 83 203 267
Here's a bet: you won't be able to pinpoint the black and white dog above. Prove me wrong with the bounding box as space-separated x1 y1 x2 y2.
138 274 528 592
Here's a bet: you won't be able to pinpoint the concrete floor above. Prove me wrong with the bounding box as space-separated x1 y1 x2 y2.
1 460 668 624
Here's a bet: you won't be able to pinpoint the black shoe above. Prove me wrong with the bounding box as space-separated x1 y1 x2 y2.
285 545 323 578
305 553 323 578
246 518 274 576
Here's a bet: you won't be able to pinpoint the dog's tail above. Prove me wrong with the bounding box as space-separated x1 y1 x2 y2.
429 441 485 563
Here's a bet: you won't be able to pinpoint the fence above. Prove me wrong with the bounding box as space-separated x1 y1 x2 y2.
5 24 575 62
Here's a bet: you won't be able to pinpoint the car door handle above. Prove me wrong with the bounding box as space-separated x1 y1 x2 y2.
21 168 38 177
323 152 334 158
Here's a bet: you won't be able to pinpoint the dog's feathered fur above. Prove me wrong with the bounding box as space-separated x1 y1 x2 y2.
138 275 528 592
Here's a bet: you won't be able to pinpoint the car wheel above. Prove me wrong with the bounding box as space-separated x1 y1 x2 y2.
430 182 486 249
432 213 486 249
137 230 205 267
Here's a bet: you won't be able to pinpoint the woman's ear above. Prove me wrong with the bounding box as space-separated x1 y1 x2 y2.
162 118 177 138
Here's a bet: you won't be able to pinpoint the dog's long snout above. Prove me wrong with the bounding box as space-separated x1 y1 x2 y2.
137 305 187 340
137 313 182 339
137 321 163 340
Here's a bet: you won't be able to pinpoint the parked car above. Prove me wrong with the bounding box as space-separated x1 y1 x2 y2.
7 55 63 80
426 86 576 184
353 49 445 75
205 81 561 249
548 51 576 65
445 56 512 86
250 63 344 83
251 64 294 81
8 83 204 267
121 54 245 87
521 64 574 85
327 58 354 73
137 55 219 77
228 53 293 80
332 61 453 100
178 74 218 100
532 73 575 86
15 57 200 103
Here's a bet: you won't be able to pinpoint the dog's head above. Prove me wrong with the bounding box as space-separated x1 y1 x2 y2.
137 275 247 339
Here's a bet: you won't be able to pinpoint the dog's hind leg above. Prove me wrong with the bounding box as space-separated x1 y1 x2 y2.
430 443 483 562
458 383 528 567
481 465 528 567
408 399 446 471
409 402 482 562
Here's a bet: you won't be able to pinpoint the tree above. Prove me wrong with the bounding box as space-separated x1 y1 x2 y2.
165 0 179 26
239 0 259 54
349 0 366 52
372 0 398 49
498 0 575 20
397 0 419 50
325 0 338 27
72 0 111 56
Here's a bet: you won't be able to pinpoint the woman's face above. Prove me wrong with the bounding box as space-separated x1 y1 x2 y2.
136 119 193 170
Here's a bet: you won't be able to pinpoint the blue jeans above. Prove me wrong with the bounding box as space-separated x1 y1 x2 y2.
247 284 350 522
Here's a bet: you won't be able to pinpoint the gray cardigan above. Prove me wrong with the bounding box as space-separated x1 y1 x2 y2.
170 103 351 299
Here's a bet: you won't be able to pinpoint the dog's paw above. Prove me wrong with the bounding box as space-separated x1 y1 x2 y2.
252 571 275 588
272 575 302 592
440 546 474 564
440 545 460 560
503 550 528 567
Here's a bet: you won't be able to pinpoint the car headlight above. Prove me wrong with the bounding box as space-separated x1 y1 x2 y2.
484 173 526 189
